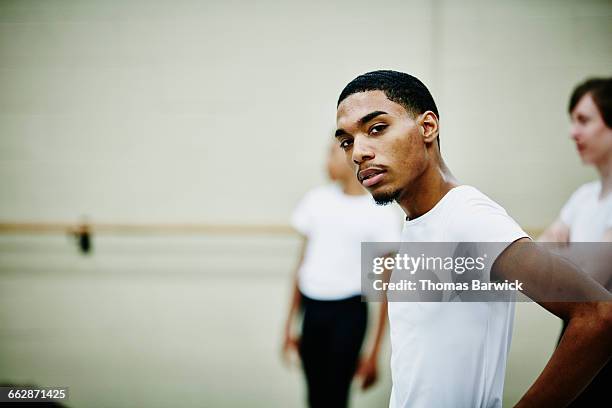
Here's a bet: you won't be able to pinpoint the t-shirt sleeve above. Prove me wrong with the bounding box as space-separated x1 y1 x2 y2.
290 191 314 236
446 194 530 280
448 197 529 243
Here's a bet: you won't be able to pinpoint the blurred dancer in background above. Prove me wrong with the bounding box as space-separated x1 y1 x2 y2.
540 77 612 406
540 78 612 246
282 142 401 408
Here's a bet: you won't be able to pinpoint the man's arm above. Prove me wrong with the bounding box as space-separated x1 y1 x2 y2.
493 238 612 407
356 298 387 390
540 225 612 291
547 237 612 291
538 219 570 243
356 261 392 390
281 236 307 364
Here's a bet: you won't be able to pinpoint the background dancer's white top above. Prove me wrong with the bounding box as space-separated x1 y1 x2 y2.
560 181 612 241
389 185 528 408
291 184 401 300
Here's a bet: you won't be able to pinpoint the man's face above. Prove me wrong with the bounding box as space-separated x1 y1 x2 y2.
570 93 612 166
335 90 428 205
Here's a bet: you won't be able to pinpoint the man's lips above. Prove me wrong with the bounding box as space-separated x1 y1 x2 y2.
358 167 386 188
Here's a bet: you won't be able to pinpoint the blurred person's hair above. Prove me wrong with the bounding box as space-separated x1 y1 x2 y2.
337 70 441 149
569 77 612 128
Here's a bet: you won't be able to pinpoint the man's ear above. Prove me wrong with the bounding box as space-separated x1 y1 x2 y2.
418 111 439 144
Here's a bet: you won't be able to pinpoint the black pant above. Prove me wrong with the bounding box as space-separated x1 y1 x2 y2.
559 320 611 407
299 294 368 408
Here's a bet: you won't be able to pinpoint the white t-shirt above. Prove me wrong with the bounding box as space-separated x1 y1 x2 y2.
389 185 528 408
291 184 402 300
560 181 612 242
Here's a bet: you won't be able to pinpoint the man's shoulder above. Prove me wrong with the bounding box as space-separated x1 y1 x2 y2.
569 181 600 202
446 186 527 242
450 185 507 214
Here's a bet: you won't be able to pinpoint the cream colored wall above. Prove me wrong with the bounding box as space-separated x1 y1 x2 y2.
434 0 610 228
0 1 610 407
2 0 609 228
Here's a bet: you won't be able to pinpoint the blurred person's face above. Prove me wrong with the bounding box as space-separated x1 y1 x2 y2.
570 93 612 165
326 143 352 181
335 90 429 205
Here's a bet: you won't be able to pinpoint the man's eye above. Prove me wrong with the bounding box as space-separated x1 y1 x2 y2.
370 124 388 135
339 139 353 150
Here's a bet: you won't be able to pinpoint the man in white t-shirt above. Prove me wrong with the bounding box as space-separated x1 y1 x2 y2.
538 77 612 406
334 70 612 407
540 77 612 289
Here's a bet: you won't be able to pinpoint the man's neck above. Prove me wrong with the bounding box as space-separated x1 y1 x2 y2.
595 154 612 198
397 160 459 220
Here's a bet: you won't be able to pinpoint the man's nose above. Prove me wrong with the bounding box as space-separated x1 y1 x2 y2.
570 124 580 141
352 136 375 165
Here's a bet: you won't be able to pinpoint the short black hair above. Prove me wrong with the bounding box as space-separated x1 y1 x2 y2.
569 77 612 128
337 70 440 148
